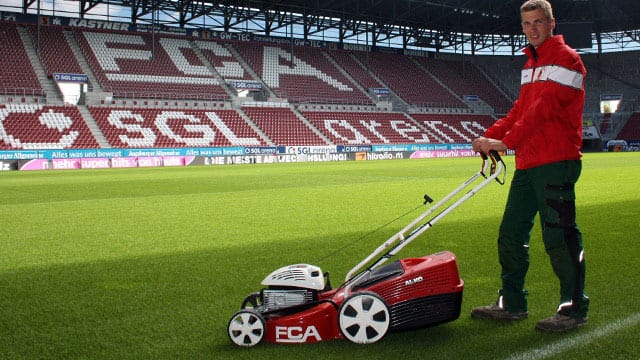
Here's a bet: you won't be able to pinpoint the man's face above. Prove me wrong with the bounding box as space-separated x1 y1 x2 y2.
521 8 555 48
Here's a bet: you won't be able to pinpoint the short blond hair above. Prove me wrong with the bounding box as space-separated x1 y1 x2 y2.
520 0 554 20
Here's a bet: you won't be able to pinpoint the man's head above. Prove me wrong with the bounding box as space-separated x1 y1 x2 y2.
520 0 556 48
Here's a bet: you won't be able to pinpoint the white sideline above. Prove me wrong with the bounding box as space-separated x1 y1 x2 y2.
506 312 640 360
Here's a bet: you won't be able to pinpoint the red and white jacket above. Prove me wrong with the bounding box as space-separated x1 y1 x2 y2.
485 35 586 170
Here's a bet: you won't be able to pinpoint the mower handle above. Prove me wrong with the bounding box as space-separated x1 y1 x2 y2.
343 150 507 286
480 150 502 163
480 151 505 185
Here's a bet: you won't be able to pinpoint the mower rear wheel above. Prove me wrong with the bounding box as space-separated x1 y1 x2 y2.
338 291 390 344
227 309 265 347
240 292 262 309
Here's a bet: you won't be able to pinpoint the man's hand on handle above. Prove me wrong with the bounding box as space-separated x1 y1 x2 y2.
472 136 508 155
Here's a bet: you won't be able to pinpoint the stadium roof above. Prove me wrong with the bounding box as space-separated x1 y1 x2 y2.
212 0 640 35
9 0 640 53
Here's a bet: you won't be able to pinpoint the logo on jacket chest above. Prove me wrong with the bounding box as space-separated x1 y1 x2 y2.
535 67 547 81
521 66 551 85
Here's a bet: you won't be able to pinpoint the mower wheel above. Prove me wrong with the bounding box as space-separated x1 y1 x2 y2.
227 309 265 347
338 291 390 344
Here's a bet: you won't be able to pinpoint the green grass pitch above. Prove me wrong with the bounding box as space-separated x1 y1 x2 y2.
1 152 639 359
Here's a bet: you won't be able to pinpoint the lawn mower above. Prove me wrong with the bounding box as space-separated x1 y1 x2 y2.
227 152 506 346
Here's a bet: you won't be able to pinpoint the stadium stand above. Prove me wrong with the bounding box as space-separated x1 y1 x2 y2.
4 16 640 152
581 52 640 115
324 49 386 95
0 22 43 97
415 57 513 114
475 55 526 102
195 40 255 82
350 51 464 108
478 52 640 116
75 30 229 100
302 111 433 144
232 42 373 104
616 112 640 140
410 113 496 143
88 107 267 148
25 24 84 77
242 105 327 146
0 104 99 149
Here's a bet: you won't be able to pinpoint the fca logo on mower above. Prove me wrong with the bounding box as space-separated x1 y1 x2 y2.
275 326 322 343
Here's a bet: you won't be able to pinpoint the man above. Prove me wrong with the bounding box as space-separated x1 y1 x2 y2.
470 0 589 332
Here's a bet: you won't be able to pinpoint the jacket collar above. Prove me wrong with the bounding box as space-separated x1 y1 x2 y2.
523 35 566 61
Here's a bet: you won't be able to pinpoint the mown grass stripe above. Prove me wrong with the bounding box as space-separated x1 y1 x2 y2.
506 312 640 360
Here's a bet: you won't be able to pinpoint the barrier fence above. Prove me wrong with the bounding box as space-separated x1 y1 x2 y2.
0 144 483 171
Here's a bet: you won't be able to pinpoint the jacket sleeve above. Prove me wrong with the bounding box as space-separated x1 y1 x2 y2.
484 99 521 141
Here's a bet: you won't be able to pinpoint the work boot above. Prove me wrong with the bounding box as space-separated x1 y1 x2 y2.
535 314 587 332
471 303 528 321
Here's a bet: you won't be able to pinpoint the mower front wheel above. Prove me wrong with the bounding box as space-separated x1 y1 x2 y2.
338 291 390 344
227 309 266 347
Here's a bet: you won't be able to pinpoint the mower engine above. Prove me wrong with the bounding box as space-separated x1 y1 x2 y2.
262 289 315 311
258 264 326 311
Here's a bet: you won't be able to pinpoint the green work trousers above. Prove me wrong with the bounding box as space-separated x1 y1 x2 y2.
497 160 589 318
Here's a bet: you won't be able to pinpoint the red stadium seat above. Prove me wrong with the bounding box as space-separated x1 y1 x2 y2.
25 25 84 77
0 23 44 96
243 106 327 146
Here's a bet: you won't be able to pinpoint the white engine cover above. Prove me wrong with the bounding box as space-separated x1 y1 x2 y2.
261 264 325 290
